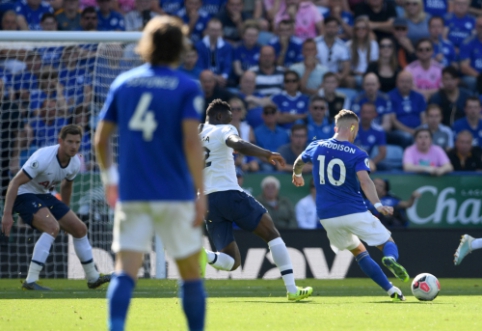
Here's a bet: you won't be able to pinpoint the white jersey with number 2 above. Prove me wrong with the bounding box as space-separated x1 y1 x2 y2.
200 123 242 195
18 145 81 195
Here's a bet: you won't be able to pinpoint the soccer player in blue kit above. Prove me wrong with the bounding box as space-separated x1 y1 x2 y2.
200 99 313 301
95 17 207 331
292 109 409 301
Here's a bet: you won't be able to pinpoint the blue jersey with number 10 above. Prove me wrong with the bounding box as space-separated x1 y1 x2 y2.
301 138 370 220
100 64 203 202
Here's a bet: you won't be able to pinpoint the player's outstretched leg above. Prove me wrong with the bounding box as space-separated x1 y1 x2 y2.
254 214 313 301
454 234 482 265
380 240 409 282
59 211 111 288
352 245 405 302
23 208 60 290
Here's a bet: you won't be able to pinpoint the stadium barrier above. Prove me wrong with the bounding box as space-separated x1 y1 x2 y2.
2 227 481 279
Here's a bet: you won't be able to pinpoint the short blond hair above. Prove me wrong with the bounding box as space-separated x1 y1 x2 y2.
334 109 359 127
261 176 280 190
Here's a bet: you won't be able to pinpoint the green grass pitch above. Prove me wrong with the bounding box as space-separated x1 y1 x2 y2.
1 278 481 330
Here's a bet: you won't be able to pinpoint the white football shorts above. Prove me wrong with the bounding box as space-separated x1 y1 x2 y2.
320 211 391 251
112 201 202 259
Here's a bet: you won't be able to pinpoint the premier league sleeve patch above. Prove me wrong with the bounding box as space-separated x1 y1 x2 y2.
30 160 39 169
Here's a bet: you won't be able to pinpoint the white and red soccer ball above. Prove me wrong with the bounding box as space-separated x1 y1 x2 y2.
411 273 440 301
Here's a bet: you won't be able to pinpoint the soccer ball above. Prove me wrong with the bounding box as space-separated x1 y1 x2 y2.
411 273 440 301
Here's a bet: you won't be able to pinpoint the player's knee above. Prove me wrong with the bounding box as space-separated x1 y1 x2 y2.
72 221 87 238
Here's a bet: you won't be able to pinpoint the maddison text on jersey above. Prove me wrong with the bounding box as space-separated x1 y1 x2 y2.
320 141 356 154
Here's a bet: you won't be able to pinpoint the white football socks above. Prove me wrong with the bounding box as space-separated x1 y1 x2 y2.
268 237 297 294
206 250 235 271
73 235 99 282
26 233 55 283
471 238 482 250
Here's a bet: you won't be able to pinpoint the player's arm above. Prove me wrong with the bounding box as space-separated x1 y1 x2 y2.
225 135 286 166
1 171 32 236
183 119 206 227
292 154 305 187
94 120 118 208
357 170 393 216
60 179 73 206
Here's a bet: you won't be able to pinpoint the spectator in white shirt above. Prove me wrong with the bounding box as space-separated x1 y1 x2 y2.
295 178 320 229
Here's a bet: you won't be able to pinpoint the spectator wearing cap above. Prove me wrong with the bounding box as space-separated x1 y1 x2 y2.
304 96 334 142
96 0 125 31
453 97 482 147
176 0 211 43
55 0 81 31
403 127 453 175
295 178 321 229
268 19 303 68
392 18 416 69
271 70 310 130
314 17 350 87
428 66 472 127
16 0 54 30
420 104 454 151
428 16 457 69
257 176 297 229
353 0 397 40
447 130 482 171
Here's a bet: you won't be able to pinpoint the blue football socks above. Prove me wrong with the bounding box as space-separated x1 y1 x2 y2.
356 251 392 291
107 272 135 331
181 279 206 331
383 241 399 261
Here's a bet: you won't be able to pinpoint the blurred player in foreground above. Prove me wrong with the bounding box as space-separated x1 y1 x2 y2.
1 125 110 290
200 99 313 301
454 234 482 265
292 109 410 301
95 17 206 331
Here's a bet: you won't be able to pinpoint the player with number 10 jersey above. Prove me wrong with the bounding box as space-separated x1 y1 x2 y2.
293 109 410 302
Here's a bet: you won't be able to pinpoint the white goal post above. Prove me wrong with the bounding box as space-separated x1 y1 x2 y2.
0 31 170 279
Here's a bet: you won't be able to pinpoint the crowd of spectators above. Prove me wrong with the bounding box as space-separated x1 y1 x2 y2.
1 0 482 229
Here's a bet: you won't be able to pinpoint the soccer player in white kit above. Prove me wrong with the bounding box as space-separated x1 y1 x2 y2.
1 125 110 290
200 99 313 301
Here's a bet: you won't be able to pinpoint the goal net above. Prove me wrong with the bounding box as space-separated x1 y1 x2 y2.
0 31 175 279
